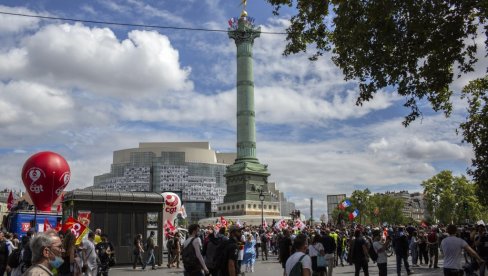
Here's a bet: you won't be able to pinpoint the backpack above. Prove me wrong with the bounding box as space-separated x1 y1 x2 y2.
182 238 201 272
289 254 306 276
369 240 378 263
7 247 21 268
215 239 230 273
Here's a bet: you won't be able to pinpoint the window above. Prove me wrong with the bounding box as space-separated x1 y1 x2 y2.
241 204 245 209
232 205 235 210
248 204 251 208
236 205 239 209
218 207 221 211
253 204 256 209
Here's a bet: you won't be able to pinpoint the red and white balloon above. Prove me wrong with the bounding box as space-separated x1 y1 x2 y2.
21 151 71 212
162 192 181 223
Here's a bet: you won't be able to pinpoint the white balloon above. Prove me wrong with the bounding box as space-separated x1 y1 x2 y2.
162 192 182 224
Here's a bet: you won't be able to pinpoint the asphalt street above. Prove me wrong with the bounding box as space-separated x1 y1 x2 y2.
110 254 446 275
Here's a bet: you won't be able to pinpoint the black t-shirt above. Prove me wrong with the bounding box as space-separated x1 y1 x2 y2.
220 238 238 276
279 236 292 263
352 237 366 262
321 235 336 254
96 242 114 263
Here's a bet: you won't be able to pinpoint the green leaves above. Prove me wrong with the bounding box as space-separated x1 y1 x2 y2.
421 170 484 224
460 76 488 205
267 0 488 205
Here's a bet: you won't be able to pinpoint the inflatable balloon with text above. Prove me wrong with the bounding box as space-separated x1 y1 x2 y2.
162 192 182 224
21 151 71 212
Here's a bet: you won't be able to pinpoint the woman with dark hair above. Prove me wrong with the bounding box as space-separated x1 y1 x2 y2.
133 234 146 270
58 232 78 276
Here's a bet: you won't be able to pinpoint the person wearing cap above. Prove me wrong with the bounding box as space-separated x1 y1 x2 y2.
220 225 243 276
475 223 488 276
441 224 485 276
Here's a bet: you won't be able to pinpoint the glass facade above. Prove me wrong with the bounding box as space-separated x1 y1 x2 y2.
93 147 228 213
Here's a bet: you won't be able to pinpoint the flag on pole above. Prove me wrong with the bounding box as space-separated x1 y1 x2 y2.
44 218 52 231
294 219 306 231
263 218 268 228
274 219 283 230
179 205 187 219
7 191 14 210
220 216 228 228
338 199 352 210
235 219 242 228
54 221 62 232
348 209 359 221
61 217 89 245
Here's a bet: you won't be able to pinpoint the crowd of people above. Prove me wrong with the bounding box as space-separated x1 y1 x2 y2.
0 219 486 275
0 227 114 276
176 221 488 276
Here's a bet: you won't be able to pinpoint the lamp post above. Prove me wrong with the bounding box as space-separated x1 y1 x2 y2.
259 190 265 229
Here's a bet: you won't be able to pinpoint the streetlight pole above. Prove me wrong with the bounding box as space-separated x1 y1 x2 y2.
259 190 265 229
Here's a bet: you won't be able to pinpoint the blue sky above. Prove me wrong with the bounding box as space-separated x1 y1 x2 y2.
0 0 485 218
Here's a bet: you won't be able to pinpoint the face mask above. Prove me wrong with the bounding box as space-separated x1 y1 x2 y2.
49 251 64 269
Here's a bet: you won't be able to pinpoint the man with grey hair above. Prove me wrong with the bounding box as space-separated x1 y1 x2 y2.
24 230 64 276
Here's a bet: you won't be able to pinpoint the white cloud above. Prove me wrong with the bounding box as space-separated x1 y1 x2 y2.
0 23 193 99
0 5 41 34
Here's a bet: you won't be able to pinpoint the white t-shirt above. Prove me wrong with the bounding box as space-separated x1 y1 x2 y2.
285 252 312 276
83 239 98 269
373 241 387 264
440 236 468 269
308 243 324 257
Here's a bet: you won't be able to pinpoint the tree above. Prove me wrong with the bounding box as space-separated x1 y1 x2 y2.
421 170 484 224
266 0 488 204
350 189 371 224
369 193 407 225
460 77 488 205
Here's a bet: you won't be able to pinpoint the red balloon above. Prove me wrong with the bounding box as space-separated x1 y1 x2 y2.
21 151 71 212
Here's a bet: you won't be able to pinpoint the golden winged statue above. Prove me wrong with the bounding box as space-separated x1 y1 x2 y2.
240 0 248 17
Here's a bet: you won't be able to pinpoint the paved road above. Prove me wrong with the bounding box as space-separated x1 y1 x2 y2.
110 254 446 275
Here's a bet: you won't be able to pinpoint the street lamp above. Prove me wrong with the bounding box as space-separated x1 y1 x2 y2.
259 190 265 229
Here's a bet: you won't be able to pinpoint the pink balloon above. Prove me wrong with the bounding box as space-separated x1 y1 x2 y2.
21 151 70 212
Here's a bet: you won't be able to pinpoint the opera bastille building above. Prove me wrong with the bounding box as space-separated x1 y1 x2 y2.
92 142 235 217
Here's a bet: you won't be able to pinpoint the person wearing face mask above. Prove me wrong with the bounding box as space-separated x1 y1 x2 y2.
24 230 65 276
